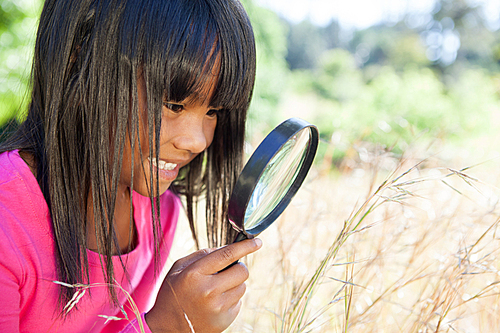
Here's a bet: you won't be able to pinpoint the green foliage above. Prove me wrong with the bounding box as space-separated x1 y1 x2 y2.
447 69 499 134
289 53 500 159
386 33 430 70
0 0 41 126
285 20 326 70
278 0 500 166
240 0 290 137
312 49 364 102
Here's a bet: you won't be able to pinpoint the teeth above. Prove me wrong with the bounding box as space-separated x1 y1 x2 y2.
149 158 177 171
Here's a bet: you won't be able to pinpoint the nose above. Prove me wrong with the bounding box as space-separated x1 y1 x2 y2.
172 115 210 154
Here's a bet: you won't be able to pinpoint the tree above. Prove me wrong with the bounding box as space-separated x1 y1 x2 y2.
285 19 326 70
240 0 291 136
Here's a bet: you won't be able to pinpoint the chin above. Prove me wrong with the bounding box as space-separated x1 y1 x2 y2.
157 184 172 197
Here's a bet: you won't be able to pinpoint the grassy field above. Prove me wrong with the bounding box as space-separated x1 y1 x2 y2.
170 134 500 332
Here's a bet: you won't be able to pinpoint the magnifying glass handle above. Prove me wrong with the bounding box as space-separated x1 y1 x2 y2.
218 232 248 272
233 232 248 243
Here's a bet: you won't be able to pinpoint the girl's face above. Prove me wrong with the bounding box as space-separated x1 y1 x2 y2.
120 75 221 198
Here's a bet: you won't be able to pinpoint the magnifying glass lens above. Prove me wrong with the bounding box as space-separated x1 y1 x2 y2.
243 128 311 229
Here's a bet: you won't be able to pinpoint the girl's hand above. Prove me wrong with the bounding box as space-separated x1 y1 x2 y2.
146 238 262 333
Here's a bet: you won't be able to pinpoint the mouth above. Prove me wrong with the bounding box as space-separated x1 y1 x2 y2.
148 157 178 171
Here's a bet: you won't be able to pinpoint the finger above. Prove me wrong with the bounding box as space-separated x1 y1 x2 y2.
226 299 243 322
192 238 262 275
211 286 246 330
221 283 247 311
215 262 249 290
170 248 215 272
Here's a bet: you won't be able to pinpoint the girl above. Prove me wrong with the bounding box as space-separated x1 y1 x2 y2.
0 0 261 332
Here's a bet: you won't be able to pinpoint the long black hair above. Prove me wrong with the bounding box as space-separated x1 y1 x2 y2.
0 0 255 308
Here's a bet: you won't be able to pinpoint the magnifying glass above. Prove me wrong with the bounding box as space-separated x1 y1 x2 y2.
227 117 319 244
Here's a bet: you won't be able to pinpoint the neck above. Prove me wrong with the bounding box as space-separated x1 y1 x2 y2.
87 185 137 255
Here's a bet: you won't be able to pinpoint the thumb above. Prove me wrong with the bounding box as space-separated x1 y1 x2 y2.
191 238 262 275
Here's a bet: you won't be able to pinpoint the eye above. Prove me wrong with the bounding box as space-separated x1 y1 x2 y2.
206 109 220 118
164 103 184 113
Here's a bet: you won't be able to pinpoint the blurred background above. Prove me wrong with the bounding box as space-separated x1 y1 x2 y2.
242 0 500 170
0 0 39 129
2 0 500 168
3 1 500 331
0 0 500 162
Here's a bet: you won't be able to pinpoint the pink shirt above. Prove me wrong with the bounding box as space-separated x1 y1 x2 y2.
0 150 179 332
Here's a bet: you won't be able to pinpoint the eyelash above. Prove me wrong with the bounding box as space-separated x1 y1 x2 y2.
206 109 219 118
164 102 221 118
164 103 183 113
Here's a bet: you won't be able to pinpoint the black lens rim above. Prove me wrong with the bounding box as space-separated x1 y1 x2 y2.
228 117 319 237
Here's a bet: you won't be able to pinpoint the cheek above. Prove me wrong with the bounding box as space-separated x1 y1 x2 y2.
130 125 152 180
204 119 217 147
157 121 171 146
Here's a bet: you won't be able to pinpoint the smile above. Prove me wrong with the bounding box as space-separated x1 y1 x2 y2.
148 157 178 171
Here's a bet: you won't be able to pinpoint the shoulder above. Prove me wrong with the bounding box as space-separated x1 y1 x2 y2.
0 150 53 276
0 150 22 185
0 150 50 226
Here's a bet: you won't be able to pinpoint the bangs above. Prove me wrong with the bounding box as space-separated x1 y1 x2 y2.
164 32 222 106
140 0 255 111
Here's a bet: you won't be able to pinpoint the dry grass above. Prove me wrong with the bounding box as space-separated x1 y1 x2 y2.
167 136 500 332
54 279 147 332
219 140 500 333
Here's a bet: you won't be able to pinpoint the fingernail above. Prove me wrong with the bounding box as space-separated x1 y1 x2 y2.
254 238 262 248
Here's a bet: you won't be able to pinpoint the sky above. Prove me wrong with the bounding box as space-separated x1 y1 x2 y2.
255 0 500 30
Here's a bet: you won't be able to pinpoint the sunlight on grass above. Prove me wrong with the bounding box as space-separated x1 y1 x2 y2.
171 135 500 332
